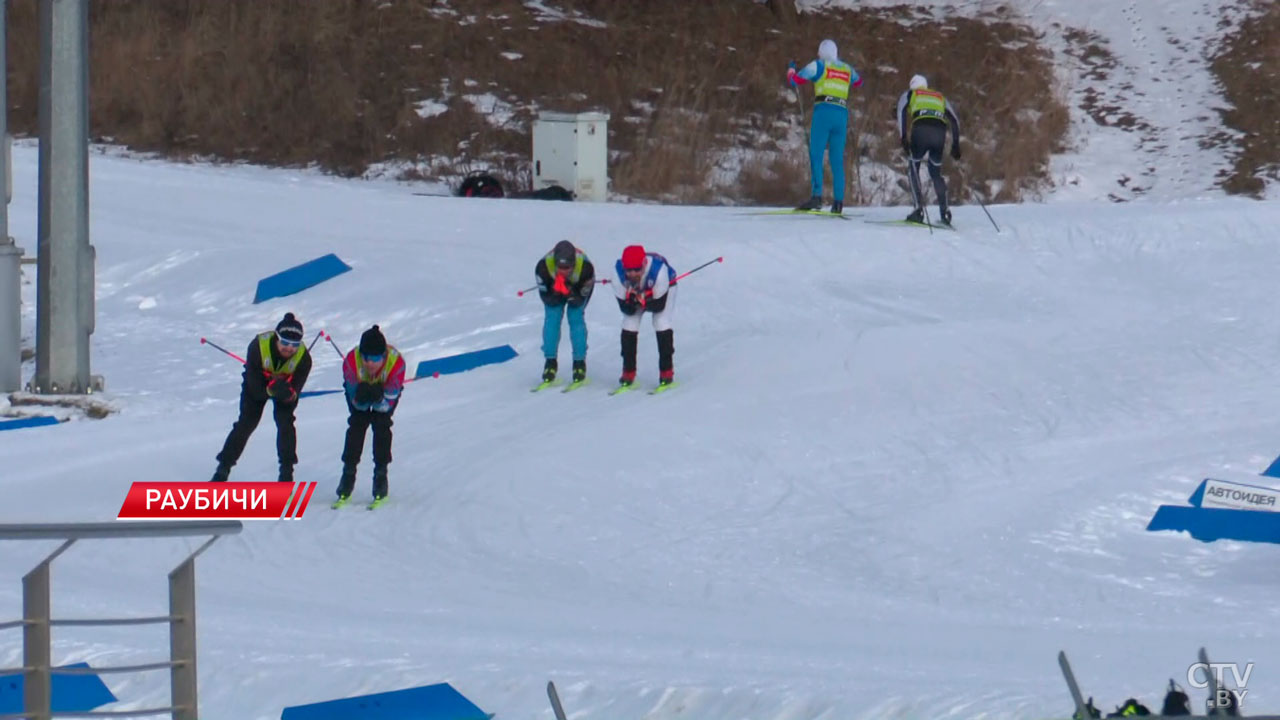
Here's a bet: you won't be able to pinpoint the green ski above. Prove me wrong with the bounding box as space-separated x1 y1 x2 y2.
649 382 679 395
562 377 589 393
531 378 562 392
609 382 638 396
367 497 388 510
331 495 351 509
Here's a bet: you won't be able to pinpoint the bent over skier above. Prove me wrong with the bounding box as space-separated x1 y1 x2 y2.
336 325 406 506
897 74 962 225
211 313 311 483
614 244 676 389
535 239 595 384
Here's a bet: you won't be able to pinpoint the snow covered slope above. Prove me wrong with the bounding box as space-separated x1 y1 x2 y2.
4 145 1280 719
803 0 1265 202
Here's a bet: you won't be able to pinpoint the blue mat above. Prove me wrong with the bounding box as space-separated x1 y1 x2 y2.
1262 454 1280 479
298 389 344 399
0 662 118 714
280 682 491 720
253 254 352 304
414 345 517 379
1147 504 1280 544
0 416 60 432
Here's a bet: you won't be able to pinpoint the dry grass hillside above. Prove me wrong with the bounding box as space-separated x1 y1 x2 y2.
5 0 1069 206
1208 0 1280 197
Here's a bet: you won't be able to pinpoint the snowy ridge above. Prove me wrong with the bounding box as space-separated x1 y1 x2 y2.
3 143 1280 720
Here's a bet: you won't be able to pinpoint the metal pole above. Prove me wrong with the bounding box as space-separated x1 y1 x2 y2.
0 237 19 392
170 556 198 720
1 0 9 236
23 562 52 720
34 0 96 395
0 1 18 394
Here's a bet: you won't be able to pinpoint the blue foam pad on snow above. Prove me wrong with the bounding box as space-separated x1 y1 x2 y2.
0 662 118 715
280 682 491 720
298 389 344 399
0 415 60 431
253 253 352 304
414 344 517 379
1146 504 1280 544
1261 454 1280 478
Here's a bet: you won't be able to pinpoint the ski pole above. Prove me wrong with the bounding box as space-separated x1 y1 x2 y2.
405 371 441 385
324 332 345 360
905 157 933 235
674 256 724 283
200 337 245 364
518 278 611 297
958 166 1001 233
307 329 325 352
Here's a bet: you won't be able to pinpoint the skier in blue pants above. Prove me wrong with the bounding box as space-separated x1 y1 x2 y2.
787 39 862 215
535 240 595 384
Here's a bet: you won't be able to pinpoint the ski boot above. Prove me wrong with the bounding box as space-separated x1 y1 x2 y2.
906 208 924 224
618 369 636 387
278 464 294 483
335 464 357 501
572 359 586 383
940 208 952 225
830 201 843 215
658 369 675 387
542 358 557 383
372 466 389 501
795 195 823 211
210 463 231 482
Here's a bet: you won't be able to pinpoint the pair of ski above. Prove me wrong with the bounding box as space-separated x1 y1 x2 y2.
331 495 387 510
864 218 957 231
742 209 855 221
530 377 589 394
531 377 677 395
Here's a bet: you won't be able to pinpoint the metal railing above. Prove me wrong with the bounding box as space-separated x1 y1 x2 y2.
0 521 242 720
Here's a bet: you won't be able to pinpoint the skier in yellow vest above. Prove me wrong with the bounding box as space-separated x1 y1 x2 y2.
211 313 312 482
787 39 862 215
897 74 962 225
335 325 407 505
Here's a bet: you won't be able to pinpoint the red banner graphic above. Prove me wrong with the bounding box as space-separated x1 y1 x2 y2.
117 482 317 520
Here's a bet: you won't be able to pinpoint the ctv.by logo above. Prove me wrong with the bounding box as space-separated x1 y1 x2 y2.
1187 661 1253 709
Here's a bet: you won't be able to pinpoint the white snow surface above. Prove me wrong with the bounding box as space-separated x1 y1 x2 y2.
4 142 1280 719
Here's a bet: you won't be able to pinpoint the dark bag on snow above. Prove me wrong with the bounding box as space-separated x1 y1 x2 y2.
458 172 504 198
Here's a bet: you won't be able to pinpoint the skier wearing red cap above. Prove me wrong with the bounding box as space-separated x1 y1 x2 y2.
614 244 676 389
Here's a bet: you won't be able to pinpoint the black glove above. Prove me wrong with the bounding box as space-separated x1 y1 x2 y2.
951 144 962 161
267 377 294 401
354 381 382 405
622 290 643 315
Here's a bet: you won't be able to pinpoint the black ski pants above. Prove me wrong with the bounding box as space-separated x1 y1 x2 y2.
907 120 950 213
342 403 395 469
216 391 298 468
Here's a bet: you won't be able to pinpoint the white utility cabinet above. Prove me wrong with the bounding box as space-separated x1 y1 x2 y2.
531 111 610 202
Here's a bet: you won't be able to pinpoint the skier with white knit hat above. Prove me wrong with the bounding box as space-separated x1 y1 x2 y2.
896 74 962 225
786 39 863 215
